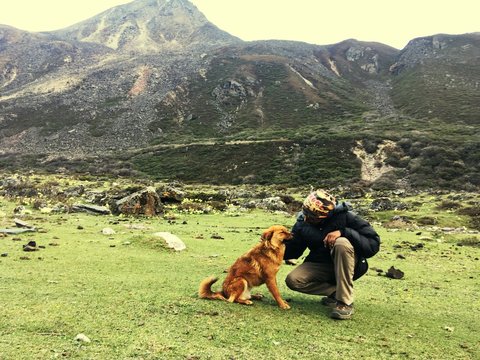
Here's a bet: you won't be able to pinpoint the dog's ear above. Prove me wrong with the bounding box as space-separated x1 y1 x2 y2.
261 229 274 242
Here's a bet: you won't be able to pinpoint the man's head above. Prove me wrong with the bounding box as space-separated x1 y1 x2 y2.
302 189 336 223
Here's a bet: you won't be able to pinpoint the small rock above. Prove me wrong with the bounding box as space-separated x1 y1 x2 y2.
1 253 8 257
23 241 38 252
14 218 34 229
153 232 186 251
74 333 91 342
102 228 116 235
386 266 404 279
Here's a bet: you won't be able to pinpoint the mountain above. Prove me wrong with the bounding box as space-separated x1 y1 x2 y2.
52 0 240 52
0 0 478 190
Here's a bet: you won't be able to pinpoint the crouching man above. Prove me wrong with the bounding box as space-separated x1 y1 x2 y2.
284 189 380 319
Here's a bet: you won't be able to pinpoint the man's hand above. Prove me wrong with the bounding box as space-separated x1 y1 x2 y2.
323 230 341 248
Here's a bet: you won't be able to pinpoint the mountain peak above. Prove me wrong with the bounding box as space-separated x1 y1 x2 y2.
51 0 240 52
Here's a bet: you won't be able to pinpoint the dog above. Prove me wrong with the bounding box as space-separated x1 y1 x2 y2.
198 225 293 309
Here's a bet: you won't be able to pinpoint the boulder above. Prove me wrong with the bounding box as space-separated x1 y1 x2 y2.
113 187 163 216
153 232 186 251
157 185 185 203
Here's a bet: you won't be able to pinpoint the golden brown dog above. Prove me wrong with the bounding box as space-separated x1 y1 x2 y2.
198 225 292 309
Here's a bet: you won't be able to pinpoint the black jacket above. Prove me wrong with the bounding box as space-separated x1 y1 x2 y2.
284 202 380 279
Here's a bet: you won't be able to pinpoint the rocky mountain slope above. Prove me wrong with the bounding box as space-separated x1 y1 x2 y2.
0 0 478 190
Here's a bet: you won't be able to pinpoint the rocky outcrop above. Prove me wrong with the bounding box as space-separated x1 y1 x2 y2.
112 187 163 216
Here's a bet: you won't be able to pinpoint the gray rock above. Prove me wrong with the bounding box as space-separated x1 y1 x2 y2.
72 204 111 215
153 232 186 251
113 187 163 216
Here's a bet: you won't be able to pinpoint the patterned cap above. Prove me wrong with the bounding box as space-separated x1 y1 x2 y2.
302 189 336 219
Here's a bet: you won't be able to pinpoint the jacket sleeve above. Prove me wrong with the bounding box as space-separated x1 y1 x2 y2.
342 212 380 258
284 221 307 260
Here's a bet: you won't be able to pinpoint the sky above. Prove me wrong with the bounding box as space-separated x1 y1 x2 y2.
0 0 478 49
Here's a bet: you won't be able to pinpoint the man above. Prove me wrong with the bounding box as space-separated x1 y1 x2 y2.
284 189 380 320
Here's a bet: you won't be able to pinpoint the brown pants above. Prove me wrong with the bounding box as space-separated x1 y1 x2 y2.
285 237 355 305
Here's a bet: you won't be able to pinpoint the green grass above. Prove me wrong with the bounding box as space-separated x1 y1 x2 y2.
1 186 479 359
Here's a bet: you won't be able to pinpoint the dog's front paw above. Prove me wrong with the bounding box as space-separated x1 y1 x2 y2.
279 302 291 310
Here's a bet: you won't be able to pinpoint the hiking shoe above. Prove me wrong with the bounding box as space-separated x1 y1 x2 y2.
320 292 337 308
331 302 354 320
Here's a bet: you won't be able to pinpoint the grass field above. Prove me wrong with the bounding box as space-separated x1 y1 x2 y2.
1 189 479 359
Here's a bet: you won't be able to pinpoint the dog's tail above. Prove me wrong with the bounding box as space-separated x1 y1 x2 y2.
198 275 227 301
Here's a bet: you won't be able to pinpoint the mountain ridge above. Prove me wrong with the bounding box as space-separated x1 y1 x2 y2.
0 0 479 190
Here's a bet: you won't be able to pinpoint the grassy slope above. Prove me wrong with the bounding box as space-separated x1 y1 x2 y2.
1 191 479 359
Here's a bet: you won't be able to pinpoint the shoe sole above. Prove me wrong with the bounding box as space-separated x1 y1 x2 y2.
330 309 355 320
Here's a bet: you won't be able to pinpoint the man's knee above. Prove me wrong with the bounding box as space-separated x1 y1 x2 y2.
285 272 300 291
333 237 354 254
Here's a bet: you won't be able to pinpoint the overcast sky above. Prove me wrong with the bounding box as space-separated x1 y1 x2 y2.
1 0 478 49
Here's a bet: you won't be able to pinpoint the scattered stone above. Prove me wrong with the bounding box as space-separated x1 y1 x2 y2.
391 215 411 223
0 228 37 235
23 241 38 252
19 256 30 260
211 233 224 240
74 333 91 343
396 254 406 259
1 253 8 257
72 204 111 215
77 225 84 230
370 198 408 211
14 218 35 229
101 228 116 235
410 243 424 251
244 197 287 212
13 206 26 214
153 232 186 251
124 224 152 230
386 266 404 279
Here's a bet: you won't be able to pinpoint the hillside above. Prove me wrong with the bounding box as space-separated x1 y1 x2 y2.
0 0 478 190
